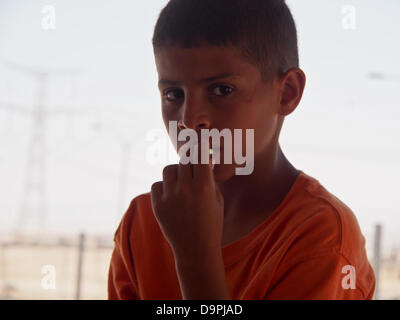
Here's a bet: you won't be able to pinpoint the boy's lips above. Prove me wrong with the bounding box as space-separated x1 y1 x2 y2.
177 143 222 169
209 146 222 170
210 146 221 154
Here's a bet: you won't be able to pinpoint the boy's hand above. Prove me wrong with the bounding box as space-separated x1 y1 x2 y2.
150 146 224 260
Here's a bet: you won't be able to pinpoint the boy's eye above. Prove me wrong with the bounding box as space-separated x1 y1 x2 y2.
162 85 234 103
211 85 234 96
163 89 184 102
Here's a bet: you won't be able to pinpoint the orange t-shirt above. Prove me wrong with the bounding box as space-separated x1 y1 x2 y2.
107 170 375 299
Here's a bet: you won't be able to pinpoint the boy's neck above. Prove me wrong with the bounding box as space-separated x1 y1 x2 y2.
218 143 299 222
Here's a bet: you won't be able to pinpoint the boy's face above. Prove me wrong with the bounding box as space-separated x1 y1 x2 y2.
154 43 284 183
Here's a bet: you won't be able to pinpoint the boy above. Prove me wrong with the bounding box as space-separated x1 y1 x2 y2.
108 0 375 299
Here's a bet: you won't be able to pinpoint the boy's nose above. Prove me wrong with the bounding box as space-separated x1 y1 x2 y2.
178 117 210 132
178 98 211 131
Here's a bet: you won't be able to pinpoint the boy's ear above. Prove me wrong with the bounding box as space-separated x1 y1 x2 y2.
278 68 306 116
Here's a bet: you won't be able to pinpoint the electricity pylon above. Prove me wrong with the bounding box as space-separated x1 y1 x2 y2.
1 61 84 242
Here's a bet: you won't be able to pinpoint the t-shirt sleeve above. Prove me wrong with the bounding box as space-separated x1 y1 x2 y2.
264 250 373 300
107 202 141 300
107 239 140 300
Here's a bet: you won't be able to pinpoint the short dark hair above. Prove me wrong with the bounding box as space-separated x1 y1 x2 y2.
152 0 299 82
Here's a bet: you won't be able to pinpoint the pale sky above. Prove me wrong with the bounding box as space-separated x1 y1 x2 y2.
0 0 399 251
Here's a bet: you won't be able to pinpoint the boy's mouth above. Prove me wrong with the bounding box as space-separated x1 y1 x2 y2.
177 142 222 169
209 146 222 170
209 150 215 170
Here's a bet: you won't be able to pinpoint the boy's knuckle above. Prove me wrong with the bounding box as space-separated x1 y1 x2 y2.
151 181 162 193
163 164 177 173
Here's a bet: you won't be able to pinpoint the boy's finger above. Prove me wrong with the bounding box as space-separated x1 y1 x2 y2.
193 160 213 184
162 165 178 195
192 142 213 182
177 159 193 186
150 181 163 212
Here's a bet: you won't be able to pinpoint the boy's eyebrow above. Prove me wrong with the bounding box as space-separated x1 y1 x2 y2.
158 73 241 87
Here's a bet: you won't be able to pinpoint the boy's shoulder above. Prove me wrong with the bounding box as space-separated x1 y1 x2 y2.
112 192 154 245
277 171 369 269
269 171 375 299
